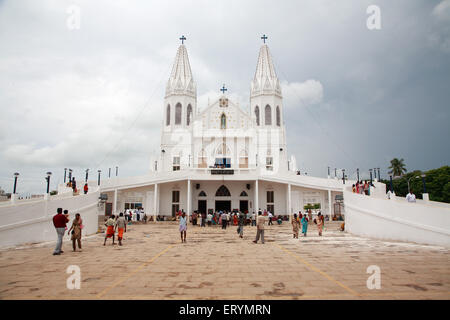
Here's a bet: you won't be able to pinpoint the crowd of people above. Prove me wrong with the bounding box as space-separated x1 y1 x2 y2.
124 208 147 223
351 180 375 196
51 205 334 255
175 209 328 244
66 177 89 195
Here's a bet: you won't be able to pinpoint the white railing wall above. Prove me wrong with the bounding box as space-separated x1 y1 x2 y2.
344 187 450 247
0 189 100 248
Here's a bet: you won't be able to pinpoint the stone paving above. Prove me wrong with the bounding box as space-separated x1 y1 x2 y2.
0 221 449 300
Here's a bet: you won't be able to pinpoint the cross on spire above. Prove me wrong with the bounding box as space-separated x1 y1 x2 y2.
220 84 227 94
261 34 268 43
179 35 186 44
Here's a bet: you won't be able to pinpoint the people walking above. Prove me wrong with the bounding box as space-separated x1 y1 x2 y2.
292 213 300 238
83 183 88 194
115 212 127 246
315 212 324 236
406 190 416 203
268 211 273 225
253 212 266 244
71 177 77 193
251 211 256 226
221 212 227 229
179 211 187 243
104 215 116 245
238 211 245 238
52 208 69 255
301 214 309 237
68 213 83 252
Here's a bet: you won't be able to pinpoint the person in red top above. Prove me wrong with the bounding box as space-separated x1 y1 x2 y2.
83 183 88 194
53 207 69 255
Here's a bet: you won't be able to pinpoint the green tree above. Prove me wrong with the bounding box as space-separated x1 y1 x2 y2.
381 166 450 203
388 158 407 177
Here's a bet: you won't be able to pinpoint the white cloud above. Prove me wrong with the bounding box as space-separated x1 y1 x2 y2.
433 0 450 21
281 80 324 109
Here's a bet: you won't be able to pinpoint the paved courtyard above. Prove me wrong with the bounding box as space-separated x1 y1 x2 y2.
0 221 449 300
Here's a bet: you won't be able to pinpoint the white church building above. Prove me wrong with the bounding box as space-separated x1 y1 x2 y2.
99 40 347 218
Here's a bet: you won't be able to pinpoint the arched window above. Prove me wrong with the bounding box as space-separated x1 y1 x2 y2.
175 103 182 125
215 143 231 168
255 106 260 126
198 191 207 197
239 149 248 168
187 104 192 126
198 149 207 168
220 113 226 129
240 191 248 197
216 185 231 197
166 104 170 126
276 106 280 126
265 105 271 125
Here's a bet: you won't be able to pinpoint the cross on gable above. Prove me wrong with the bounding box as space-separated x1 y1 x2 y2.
261 34 268 43
220 84 227 94
179 35 186 44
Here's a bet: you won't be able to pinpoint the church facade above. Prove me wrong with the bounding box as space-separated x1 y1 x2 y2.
99 40 346 218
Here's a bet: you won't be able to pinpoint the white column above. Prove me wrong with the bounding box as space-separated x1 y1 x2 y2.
113 189 118 215
154 183 158 222
287 183 291 222
328 189 332 219
187 179 191 216
254 179 259 213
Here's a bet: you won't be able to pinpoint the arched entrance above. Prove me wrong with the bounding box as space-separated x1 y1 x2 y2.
215 185 231 212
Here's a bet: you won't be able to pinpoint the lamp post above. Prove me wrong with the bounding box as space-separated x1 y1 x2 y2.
68 169 73 182
98 170 101 186
389 175 393 193
356 168 360 182
46 172 52 194
377 168 381 181
85 169 89 182
116 166 118 177
421 174 427 193
342 169 345 184
13 172 19 194
108 168 111 178
327 166 330 178
373 168 377 180
64 168 67 183
407 175 420 193
369 169 373 184
334 168 337 178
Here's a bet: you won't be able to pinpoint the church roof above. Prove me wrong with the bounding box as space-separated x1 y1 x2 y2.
166 44 196 98
251 44 282 98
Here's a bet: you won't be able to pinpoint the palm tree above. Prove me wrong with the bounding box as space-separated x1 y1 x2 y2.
388 158 407 177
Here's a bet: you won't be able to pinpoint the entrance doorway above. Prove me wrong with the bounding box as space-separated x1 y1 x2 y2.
198 200 207 215
239 200 248 213
215 200 231 212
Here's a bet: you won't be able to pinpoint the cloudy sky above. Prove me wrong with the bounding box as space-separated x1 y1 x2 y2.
0 0 449 195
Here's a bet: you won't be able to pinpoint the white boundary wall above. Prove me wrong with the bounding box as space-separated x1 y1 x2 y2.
344 187 450 247
0 189 100 248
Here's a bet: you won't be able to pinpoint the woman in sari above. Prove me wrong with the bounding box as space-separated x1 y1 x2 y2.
233 213 238 226
301 214 308 237
68 213 82 251
291 213 300 238
316 212 324 236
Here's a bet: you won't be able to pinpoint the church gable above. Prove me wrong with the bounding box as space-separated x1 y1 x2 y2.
197 97 252 130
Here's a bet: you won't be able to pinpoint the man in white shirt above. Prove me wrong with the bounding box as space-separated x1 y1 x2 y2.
406 190 416 203
268 211 273 225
